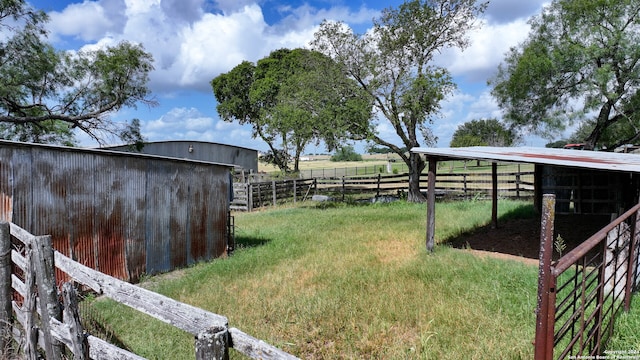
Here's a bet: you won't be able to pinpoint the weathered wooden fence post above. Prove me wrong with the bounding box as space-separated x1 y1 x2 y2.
195 326 229 360
293 179 297 203
272 180 277 208
491 162 498 229
463 174 467 197
61 283 89 359
24 245 38 360
33 235 64 359
0 221 12 352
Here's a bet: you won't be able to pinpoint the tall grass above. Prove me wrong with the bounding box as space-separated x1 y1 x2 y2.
87 200 544 359
608 296 640 351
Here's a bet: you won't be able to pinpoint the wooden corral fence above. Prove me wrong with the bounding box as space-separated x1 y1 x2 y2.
232 179 316 211
232 170 535 211
0 221 298 360
534 195 640 359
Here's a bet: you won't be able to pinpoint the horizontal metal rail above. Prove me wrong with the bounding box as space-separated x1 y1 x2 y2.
536 200 640 359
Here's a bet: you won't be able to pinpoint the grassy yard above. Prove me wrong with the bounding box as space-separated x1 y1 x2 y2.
85 199 639 359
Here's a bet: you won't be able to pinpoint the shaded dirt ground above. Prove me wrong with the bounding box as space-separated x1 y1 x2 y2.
448 214 612 265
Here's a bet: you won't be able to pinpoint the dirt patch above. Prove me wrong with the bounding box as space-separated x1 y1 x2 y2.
448 214 612 263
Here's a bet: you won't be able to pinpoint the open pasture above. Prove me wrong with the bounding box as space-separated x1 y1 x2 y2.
84 199 639 359
87 200 543 359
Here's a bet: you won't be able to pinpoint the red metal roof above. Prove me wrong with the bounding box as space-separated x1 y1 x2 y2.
411 146 640 173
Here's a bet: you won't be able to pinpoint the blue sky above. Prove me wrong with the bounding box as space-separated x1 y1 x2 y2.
28 0 551 153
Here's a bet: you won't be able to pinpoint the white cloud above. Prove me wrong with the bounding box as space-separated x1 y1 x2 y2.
434 18 532 82
42 1 550 150
433 90 503 147
145 107 209 133
139 107 258 148
44 1 381 94
47 0 126 42
462 91 502 122
171 5 270 89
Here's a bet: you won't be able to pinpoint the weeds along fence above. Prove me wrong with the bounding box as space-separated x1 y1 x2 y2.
535 196 640 359
232 170 535 211
0 221 299 360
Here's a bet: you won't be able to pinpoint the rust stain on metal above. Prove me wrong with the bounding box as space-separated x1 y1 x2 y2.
504 152 621 165
412 146 640 173
0 193 11 223
0 140 232 283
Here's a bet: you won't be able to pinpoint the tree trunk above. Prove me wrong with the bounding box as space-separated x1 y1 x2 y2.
407 152 426 202
585 102 613 150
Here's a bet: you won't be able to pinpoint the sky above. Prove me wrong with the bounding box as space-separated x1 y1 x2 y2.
27 0 552 153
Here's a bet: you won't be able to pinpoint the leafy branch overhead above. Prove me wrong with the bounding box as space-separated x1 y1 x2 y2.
311 0 487 202
0 0 156 145
491 0 640 151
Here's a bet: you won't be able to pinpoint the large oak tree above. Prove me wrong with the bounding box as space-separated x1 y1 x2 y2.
211 48 372 173
311 0 487 202
0 0 155 146
491 0 640 150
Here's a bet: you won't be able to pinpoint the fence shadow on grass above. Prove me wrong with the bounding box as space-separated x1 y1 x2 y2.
235 235 272 249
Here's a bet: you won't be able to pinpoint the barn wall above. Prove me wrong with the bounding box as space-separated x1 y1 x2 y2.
540 166 636 215
0 141 231 282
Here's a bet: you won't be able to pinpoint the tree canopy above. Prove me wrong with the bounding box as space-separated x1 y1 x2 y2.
490 0 640 150
0 0 156 146
311 0 487 202
450 118 521 147
211 48 372 173
330 145 363 162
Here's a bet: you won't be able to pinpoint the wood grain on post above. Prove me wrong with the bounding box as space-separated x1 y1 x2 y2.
0 222 12 351
23 246 38 360
61 283 89 359
195 326 229 360
33 235 64 359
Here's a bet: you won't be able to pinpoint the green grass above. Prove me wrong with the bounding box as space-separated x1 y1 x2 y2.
608 295 640 351
82 199 634 359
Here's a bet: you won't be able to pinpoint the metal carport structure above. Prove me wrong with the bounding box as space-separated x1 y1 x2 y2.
411 146 640 251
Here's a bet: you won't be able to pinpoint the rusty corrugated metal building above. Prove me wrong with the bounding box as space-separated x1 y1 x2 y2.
0 140 233 282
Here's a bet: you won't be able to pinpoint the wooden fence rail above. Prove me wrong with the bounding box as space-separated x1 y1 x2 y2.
233 171 535 211
0 221 299 360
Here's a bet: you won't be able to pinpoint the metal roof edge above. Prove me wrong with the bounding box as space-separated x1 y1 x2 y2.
0 139 236 168
411 146 640 173
101 140 260 153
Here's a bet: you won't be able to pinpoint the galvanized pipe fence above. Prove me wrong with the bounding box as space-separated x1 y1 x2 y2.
232 170 535 211
535 195 640 359
0 221 299 360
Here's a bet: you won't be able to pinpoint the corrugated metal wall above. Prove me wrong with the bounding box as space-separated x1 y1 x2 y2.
106 140 259 173
0 141 231 282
